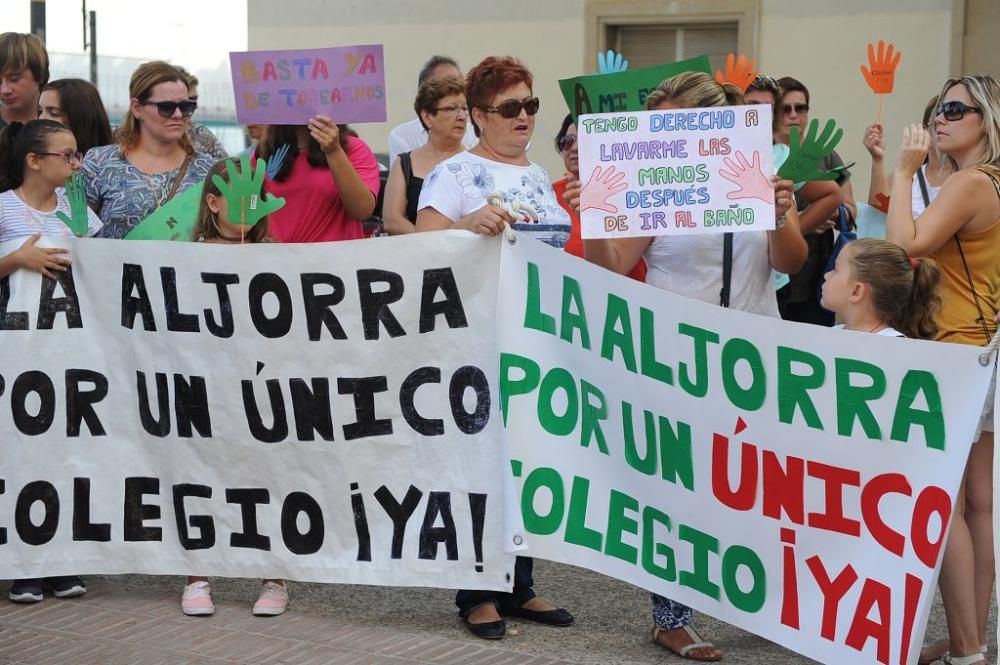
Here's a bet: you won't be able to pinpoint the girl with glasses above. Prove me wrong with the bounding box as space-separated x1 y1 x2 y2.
888 75 1000 665
79 61 215 239
0 119 101 603
383 77 468 234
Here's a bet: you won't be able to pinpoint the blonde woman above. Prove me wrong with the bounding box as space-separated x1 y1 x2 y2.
80 61 214 238
888 75 1000 665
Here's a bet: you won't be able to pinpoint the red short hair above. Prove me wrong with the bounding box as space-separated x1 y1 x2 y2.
465 56 533 137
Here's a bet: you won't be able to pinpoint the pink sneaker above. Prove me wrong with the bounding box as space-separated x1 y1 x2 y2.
252 581 288 616
181 581 214 616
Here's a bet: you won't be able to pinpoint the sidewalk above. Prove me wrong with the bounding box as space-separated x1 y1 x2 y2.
0 561 992 665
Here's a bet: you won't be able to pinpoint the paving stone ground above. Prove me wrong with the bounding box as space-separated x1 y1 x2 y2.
0 562 995 665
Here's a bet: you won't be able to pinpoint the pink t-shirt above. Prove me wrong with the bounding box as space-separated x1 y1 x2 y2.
264 136 380 243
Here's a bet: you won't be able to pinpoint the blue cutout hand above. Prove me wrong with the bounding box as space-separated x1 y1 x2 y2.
597 50 629 74
265 144 289 180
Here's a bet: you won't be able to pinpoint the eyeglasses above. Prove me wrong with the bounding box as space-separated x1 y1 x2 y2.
782 103 809 115
34 151 83 165
557 134 577 151
937 100 982 121
482 96 540 118
433 105 468 115
144 100 198 118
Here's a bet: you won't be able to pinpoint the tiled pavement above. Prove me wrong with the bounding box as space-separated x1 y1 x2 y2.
0 580 577 665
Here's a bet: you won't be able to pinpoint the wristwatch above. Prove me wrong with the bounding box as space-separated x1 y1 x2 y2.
773 212 787 231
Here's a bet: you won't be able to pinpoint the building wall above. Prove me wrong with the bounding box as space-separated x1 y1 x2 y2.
248 0 983 198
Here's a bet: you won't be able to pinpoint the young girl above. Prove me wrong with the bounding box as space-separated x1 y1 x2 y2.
0 119 102 280
0 119 102 603
820 238 942 339
182 158 287 618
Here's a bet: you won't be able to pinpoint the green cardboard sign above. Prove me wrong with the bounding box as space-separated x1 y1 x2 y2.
124 183 204 241
559 55 712 121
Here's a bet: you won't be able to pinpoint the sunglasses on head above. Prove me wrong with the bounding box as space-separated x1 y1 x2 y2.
557 134 577 151
782 103 809 114
482 96 540 118
144 100 198 118
937 100 982 121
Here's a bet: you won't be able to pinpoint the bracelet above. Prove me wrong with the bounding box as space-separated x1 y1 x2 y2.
773 213 787 231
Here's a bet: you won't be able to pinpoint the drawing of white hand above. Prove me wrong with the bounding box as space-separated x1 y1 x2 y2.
580 166 627 213
718 151 773 203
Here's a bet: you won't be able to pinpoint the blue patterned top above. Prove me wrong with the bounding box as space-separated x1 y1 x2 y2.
80 145 215 239
417 152 571 248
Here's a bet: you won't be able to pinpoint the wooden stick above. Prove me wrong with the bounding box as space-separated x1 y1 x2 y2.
877 94 884 125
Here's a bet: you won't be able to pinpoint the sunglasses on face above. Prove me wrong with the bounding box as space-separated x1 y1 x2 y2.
35 151 83 166
144 100 198 118
937 100 982 121
782 103 809 115
557 134 577 151
482 96 540 118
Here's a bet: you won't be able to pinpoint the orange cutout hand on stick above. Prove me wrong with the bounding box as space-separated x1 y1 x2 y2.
715 53 757 93
861 40 901 123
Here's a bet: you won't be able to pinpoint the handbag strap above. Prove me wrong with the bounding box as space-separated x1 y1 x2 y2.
719 232 733 308
954 235 994 344
400 151 413 185
916 167 931 208
164 153 192 204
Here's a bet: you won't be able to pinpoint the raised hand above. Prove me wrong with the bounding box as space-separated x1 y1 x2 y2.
777 118 844 182
265 143 290 179
861 40 901 94
308 115 342 155
718 151 773 203
715 53 758 93
55 173 90 237
211 153 286 228
896 123 930 178
597 50 629 74
580 166 627 213
863 122 885 160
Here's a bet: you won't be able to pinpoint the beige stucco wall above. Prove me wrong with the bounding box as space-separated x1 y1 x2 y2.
248 0 968 198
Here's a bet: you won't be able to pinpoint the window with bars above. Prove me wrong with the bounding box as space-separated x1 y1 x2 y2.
611 23 738 72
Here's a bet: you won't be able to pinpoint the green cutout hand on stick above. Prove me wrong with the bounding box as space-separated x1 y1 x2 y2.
777 118 844 183
211 153 285 228
55 173 90 237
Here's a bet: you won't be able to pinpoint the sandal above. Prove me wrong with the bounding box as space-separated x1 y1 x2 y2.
652 625 723 662
943 653 986 665
923 643 989 665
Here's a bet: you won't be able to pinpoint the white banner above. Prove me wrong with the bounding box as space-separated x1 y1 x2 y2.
0 234 516 589
577 105 775 239
497 235 991 665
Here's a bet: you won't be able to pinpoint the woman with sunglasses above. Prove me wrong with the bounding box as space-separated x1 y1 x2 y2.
416 55 573 641
579 71 805 662
887 76 1000 665
771 76 853 327
383 77 468 235
552 113 646 280
416 56 571 249
80 61 214 239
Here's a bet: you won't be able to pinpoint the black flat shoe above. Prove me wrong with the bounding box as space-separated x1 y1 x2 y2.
504 605 574 626
464 616 506 639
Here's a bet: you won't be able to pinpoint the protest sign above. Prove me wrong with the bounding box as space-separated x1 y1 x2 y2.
0 233 514 588
577 105 775 239
230 45 386 125
124 183 203 241
496 235 992 665
559 56 712 122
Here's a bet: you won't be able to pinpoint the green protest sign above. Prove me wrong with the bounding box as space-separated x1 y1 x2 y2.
124 183 204 241
559 55 712 122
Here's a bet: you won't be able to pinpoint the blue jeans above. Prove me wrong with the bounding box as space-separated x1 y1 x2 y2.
455 556 536 616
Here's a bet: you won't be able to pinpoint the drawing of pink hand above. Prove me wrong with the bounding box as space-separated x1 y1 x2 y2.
580 166 627 213
718 151 773 203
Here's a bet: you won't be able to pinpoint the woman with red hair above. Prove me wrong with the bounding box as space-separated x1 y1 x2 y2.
417 56 573 641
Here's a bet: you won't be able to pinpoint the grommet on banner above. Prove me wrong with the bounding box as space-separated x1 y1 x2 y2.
504 225 517 245
978 328 1000 366
513 535 523 546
